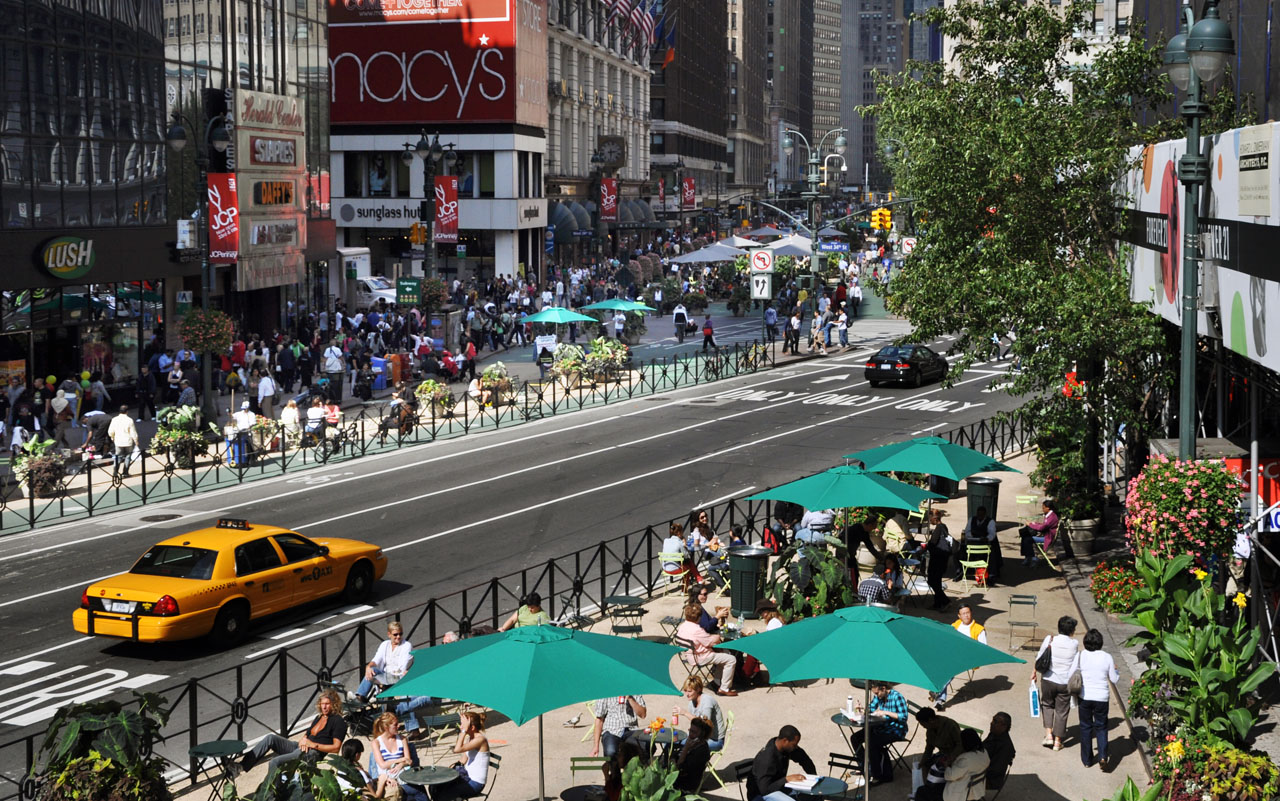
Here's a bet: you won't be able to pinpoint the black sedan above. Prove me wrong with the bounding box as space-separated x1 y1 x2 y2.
864 344 950 387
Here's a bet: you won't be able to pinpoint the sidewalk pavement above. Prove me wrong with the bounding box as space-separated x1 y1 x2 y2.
215 451 1146 801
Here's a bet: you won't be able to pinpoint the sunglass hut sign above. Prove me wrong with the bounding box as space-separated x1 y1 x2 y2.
38 236 96 279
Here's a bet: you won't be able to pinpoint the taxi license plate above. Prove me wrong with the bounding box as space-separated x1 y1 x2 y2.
880 364 892 370
107 601 136 614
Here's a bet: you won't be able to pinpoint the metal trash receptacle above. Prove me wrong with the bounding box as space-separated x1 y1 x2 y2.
965 476 1002 523
929 474 959 499
727 545 771 619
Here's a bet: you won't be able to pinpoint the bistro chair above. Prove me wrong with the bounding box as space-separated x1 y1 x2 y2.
477 752 502 800
673 634 718 686
1007 594 1038 650
958 545 991 593
657 552 693 597
569 755 608 782
733 759 754 801
705 708 736 788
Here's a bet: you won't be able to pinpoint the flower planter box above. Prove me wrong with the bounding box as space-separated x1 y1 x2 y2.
1064 518 1101 555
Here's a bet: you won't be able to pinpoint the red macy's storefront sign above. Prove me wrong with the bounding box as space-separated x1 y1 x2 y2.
327 0 547 126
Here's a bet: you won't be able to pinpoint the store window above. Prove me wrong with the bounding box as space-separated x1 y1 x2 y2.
478 152 495 198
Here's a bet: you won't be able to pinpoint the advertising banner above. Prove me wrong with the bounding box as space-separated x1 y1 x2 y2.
658 179 665 211
681 177 695 210
207 173 240 263
434 176 459 243
600 178 618 222
328 0 547 128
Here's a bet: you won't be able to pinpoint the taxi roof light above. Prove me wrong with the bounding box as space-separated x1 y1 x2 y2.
216 518 251 530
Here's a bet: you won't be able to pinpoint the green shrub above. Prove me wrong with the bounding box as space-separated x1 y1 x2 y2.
1089 557 1144 614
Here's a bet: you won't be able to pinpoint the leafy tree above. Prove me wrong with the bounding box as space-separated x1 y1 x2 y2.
865 0 1175 450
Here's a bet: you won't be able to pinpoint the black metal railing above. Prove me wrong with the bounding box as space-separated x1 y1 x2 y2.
0 407 1028 801
941 409 1034 460
0 342 775 536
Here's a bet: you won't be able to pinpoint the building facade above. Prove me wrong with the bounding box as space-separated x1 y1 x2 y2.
843 0 906 196
766 0 813 192
327 0 548 289
0 0 330 393
727 0 768 206
650 0 729 231
546 0 654 263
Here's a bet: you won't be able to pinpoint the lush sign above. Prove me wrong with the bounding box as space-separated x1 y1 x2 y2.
39 236 96 279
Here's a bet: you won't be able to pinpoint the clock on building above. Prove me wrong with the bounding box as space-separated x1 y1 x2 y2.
596 136 627 168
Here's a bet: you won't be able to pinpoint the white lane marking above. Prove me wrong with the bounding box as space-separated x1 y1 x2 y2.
0 665 169 727
344 605 375 615
911 424 947 435
0 357 857 562
269 628 307 640
365 371 997 555
696 488 756 509
0 573 118 610
243 609 387 659
0 661 54 676
811 375 851 384
0 639 95 669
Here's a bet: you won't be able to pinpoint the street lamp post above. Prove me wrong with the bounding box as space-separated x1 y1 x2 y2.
782 127 847 316
402 131 457 280
1163 0 1234 460
165 112 230 425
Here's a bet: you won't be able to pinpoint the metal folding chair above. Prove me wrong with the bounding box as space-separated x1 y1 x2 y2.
673 634 718 686
1007 594 1038 650
958 545 991 593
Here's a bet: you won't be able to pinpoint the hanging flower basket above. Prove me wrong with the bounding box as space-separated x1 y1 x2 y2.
179 308 234 355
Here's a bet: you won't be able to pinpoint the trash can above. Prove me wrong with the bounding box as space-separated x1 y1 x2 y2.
370 357 388 390
929 474 959 499
727 545 771 619
965 476 1002 523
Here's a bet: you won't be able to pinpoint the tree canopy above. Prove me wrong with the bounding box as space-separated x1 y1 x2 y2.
866 0 1173 435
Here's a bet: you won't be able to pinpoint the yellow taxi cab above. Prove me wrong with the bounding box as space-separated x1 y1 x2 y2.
72 519 388 645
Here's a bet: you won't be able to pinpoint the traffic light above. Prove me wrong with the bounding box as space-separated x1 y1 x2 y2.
408 223 424 245
871 208 892 230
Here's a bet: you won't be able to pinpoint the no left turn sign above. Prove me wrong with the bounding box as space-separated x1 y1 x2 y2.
750 250 775 273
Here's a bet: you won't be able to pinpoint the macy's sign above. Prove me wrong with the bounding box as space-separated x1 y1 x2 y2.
330 46 508 120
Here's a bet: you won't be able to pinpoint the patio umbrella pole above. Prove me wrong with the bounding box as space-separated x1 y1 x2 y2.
864 681 872 799
539 713 546 801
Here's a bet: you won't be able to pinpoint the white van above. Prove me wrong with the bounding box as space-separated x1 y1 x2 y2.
355 275 397 310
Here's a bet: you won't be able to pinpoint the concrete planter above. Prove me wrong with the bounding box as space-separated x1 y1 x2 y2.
1064 518 1102 555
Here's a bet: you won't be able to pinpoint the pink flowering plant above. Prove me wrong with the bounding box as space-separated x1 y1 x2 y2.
1124 455 1244 563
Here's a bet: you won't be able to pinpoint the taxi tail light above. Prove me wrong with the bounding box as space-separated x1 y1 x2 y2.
894 363 911 369
80 591 89 609
154 595 180 616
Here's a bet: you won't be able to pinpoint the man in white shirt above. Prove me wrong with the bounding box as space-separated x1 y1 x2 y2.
613 311 627 340
322 340 345 402
107 405 139 477
555 279 566 306
540 288 554 309
257 369 277 419
672 303 689 343
796 508 835 544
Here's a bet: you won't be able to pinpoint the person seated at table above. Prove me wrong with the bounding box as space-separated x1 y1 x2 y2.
728 524 747 547
982 712 1015 791
676 603 739 696
662 522 703 583
1019 499 1059 566
931 603 988 709
689 584 728 634
303 396 326 438
357 621 415 700
746 724 817 801
853 682 908 786
758 599 786 632
699 523 730 586
882 553 906 596
590 695 647 757
331 739 375 795
238 689 347 775
429 709 490 801
857 563 892 606
370 712 411 798
680 677 727 751
963 505 1002 585
794 507 835 544
674 717 714 792
498 591 550 631
917 707 964 777
602 741 644 801
465 377 493 408
914 728 989 801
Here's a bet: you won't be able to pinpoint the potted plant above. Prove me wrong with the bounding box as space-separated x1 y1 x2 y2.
480 361 514 404
682 291 708 312
221 753 369 801
13 439 67 499
619 755 682 801
1124 454 1245 565
151 405 215 469
764 536 857 621
34 692 172 801
414 378 455 416
249 414 279 452
726 284 751 316
553 344 586 389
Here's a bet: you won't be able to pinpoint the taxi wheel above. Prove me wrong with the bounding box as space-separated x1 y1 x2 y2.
211 602 250 646
343 562 374 603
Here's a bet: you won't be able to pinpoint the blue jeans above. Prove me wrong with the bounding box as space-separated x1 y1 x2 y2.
838 328 848 346
794 527 829 544
1079 699 1109 765
601 729 633 757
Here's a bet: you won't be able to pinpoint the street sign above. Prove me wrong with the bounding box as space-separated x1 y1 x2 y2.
750 273 772 300
818 241 850 252
545 225 555 254
176 220 194 249
902 236 918 254
457 244 467 258
396 277 420 306
750 250 775 273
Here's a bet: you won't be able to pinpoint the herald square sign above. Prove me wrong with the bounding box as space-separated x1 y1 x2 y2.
328 0 548 127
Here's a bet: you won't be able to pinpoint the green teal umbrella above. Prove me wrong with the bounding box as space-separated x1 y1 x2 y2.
522 306 597 324
746 465 944 512
383 625 682 800
721 605 1024 799
845 436 1021 481
579 299 657 313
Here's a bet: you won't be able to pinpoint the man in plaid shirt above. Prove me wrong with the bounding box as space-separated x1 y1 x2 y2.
854 682 909 785
857 569 892 606
590 695 647 757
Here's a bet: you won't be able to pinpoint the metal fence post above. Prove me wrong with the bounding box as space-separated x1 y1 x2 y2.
187 678 199 784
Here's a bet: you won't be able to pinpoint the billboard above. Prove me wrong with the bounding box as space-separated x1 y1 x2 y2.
207 173 240 263
231 89 308 290
1122 124 1280 374
328 0 548 128
600 178 618 222
434 176 459 243
681 177 695 210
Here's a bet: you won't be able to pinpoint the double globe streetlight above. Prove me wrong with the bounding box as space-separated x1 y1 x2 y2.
401 131 458 279
1163 0 1234 460
782 128 847 304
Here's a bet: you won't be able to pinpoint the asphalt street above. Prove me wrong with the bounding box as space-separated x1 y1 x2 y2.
0 331 1019 736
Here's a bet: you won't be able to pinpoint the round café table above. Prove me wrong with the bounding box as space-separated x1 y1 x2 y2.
625 726 687 764
560 785 608 801
829 710 868 754
789 776 849 798
399 765 460 787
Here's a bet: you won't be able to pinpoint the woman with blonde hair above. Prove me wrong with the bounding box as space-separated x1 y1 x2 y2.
280 398 302 446
430 708 490 801
371 711 410 798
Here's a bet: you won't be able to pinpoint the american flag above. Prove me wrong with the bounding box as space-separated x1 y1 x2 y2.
609 0 633 26
628 0 655 46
